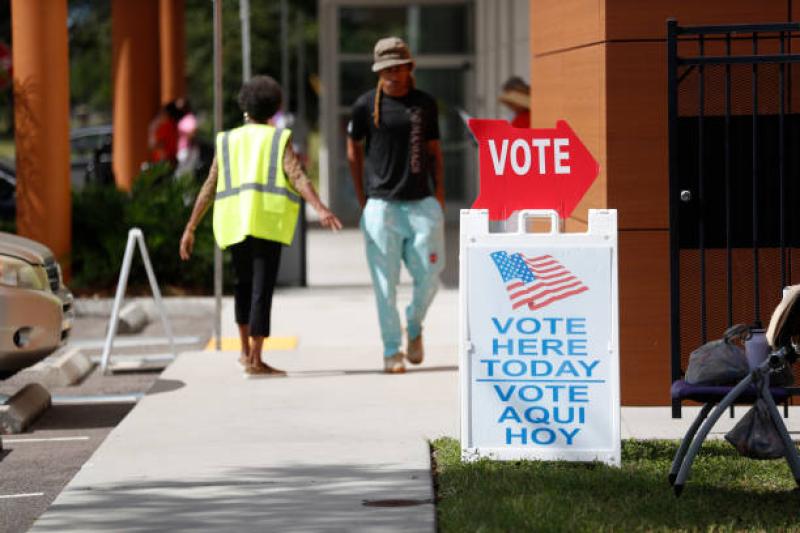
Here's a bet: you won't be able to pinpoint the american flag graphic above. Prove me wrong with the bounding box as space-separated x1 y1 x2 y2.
490 251 589 311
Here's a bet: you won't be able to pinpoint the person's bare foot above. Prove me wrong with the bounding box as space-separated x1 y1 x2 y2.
244 362 287 378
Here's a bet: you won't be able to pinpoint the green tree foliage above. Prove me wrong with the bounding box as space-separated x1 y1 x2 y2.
2 0 320 136
68 0 112 121
71 164 228 294
184 0 318 136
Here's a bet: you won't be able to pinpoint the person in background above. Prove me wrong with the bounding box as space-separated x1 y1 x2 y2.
180 75 342 377
498 76 530 128
175 98 199 177
346 36 445 374
148 101 181 165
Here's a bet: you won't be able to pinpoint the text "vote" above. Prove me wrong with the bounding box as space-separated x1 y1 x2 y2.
488 138 571 176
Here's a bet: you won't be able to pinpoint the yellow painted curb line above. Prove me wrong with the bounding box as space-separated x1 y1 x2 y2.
204 336 298 351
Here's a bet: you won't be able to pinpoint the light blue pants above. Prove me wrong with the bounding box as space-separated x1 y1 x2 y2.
361 197 445 357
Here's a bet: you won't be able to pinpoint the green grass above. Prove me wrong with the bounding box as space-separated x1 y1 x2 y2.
432 438 800 532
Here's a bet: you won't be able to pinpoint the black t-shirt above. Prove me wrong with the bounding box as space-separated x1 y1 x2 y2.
348 88 440 201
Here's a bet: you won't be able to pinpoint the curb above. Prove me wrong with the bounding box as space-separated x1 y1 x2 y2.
117 302 150 334
73 297 215 319
0 383 51 434
25 347 94 388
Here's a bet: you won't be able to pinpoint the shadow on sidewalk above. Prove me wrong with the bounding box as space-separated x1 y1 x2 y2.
146 379 185 396
443 223 458 288
284 365 458 379
33 464 434 532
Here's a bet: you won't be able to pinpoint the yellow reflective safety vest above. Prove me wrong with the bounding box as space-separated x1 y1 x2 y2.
213 124 300 249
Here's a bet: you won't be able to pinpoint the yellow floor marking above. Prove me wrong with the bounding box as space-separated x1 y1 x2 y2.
204 336 298 352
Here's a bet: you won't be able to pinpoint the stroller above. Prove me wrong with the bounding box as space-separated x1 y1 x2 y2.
669 284 800 496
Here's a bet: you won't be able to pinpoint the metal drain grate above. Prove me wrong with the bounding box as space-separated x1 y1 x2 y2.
362 498 432 508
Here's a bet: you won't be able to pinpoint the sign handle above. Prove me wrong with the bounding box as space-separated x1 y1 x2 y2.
516 210 560 235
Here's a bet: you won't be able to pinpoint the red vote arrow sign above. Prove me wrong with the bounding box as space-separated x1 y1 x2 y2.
468 119 599 221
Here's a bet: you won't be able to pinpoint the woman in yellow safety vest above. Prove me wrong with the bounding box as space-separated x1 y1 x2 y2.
180 75 342 377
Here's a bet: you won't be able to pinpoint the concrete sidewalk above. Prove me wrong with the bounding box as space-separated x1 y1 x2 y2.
32 286 459 532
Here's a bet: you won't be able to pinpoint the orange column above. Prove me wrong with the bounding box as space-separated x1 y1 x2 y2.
11 0 71 269
159 0 186 103
112 0 161 191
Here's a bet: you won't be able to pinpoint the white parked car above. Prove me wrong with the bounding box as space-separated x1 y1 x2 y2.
0 232 73 378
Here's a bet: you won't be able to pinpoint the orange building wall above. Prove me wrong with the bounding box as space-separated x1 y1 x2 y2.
530 0 799 404
159 0 186 103
11 0 72 271
112 0 161 191
112 0 186 191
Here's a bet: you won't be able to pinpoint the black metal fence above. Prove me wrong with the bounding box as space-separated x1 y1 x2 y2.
667 20 800 417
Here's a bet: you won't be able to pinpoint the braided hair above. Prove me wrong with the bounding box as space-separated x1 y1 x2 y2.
372 75 416 128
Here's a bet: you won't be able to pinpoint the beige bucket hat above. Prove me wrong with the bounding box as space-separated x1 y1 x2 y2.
372 36 414 72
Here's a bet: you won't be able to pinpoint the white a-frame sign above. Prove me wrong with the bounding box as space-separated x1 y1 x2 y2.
460 209 620 466
100 228 177 374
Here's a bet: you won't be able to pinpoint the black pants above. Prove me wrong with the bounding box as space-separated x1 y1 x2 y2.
229 236 282 337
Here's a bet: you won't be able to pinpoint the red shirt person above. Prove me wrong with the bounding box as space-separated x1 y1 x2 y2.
148 101 181 164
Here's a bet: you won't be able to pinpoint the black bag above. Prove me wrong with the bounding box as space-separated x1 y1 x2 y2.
685 324 750 385
771 363 795 387
724 398 786 459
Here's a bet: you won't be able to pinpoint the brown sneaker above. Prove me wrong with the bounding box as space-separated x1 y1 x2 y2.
406 331 424 365
244 363 287 378
383 352 406 374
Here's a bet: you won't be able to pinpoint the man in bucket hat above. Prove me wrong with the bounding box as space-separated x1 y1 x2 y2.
347 36 445 374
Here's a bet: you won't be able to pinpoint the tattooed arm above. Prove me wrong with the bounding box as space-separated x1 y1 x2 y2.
179 156 218 260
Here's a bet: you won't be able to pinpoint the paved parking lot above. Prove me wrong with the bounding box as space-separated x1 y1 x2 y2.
0 310 213 533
